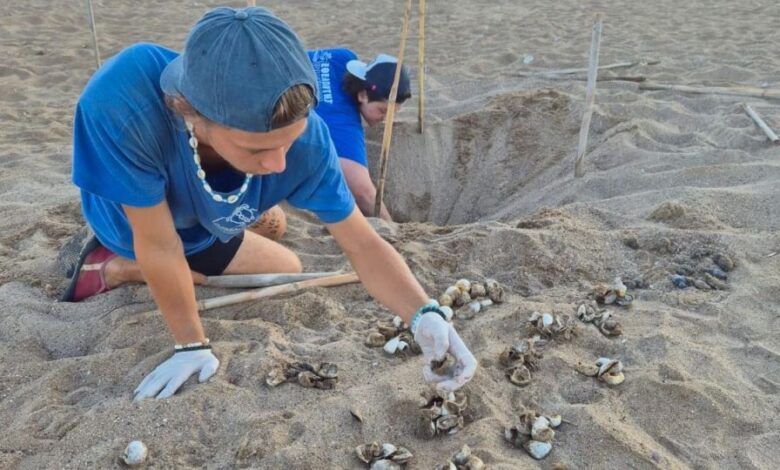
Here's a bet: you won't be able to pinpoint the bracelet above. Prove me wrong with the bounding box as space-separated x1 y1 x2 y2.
174 344 212 353
410 300 448 335
174 338 210 352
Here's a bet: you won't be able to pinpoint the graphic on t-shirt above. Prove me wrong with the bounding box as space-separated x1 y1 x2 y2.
212 204 258 235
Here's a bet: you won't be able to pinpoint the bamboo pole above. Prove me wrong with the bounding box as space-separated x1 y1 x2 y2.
743 103 779 142
139 273 359 315
204 271 341 288
417 0 426 133
85 0 101 69
639 82 780 99
374 0 413 217
574 14 604 178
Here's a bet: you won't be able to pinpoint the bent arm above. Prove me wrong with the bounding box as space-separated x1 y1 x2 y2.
326 208 427 323
123 201 205 344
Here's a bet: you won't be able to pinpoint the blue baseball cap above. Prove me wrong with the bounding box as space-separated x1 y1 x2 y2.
346 54 411 103
160 7 317 132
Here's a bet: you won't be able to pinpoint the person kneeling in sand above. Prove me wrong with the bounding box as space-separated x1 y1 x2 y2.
307 48 410 221
62 7 475 400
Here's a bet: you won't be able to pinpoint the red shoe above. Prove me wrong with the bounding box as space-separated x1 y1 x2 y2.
61 237 118 302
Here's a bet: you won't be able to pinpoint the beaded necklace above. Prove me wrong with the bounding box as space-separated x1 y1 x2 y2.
186 121 252 204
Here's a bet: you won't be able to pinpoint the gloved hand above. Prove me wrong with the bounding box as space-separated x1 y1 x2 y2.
133 348 219 400
413 312 477 391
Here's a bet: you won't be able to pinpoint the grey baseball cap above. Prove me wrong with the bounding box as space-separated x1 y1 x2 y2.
160 6 317 132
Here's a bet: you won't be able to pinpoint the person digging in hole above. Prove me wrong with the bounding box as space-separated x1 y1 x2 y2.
63 7 476 400
307 48 411 221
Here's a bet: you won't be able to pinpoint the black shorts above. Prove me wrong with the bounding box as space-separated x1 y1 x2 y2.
185 233 244 276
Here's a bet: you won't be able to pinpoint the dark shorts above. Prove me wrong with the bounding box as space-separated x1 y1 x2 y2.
185 232 244 276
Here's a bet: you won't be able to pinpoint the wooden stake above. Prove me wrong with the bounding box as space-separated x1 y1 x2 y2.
640 82 780 100
139 273 359 315
247 0 256 6
374 0 413 216
204 271 342 288
85 0 101 69
574 14 603 178
743 103 779 142
417 0 426 133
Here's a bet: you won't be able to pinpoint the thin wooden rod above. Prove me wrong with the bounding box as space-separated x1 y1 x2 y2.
513 60 658 77
744 103 779 142
139 273 359 315
417 0 426 133
374 0 413 216
204 271 341 288
640 82 780 100
574 13 603 178
85 0 101 69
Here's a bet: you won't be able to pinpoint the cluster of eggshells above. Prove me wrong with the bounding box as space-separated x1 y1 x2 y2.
419 387 468 438
575 357 625 385
504 408 563 460
365 315 423 356
594 277 633 307
499 335 546 387
433 444 485 470
355 442 413 469
266 361 338 389
577 302 623 336
527 311 578 340
439 278 505 316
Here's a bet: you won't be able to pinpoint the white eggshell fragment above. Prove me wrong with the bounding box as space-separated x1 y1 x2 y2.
455 279 471 293
524 440 552 460
445 286 461 297
467 300 481 314
383 336 402 354
121 440 148 467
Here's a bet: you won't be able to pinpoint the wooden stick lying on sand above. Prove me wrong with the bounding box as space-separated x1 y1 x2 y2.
204 271 341 288
84 0 101 69
417 0 426 133
574 13 604 178
139 273 359 315
639 82 780 99
374 0 413 216
514 60 658 77
743 103 779 143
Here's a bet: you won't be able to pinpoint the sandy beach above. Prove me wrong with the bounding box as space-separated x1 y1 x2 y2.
1 0 779 468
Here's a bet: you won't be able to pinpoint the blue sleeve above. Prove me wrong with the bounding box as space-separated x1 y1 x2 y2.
286 116 356 223
72 102 167 207
329 121 367 165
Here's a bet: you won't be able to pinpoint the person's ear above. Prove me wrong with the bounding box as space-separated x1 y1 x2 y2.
357 90 369 105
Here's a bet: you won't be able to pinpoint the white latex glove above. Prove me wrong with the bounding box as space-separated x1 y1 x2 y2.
413 313 477 391
133 349 219 401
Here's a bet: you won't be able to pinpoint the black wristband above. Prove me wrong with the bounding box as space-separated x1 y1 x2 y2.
174 344 212 353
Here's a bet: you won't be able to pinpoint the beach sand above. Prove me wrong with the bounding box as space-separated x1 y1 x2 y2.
1 0 778 468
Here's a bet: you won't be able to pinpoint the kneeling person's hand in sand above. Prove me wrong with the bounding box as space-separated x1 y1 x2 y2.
327 209 478 391
133 346 219 400
412 309 477 391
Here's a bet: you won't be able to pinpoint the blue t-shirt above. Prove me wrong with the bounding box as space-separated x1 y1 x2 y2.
72 43 355 260
307 48 367 166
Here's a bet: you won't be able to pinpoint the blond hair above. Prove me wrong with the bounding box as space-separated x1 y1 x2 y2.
166 84 315 129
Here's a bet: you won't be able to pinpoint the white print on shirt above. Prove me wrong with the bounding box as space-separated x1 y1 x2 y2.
312 51 334 104
212 204 258 235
